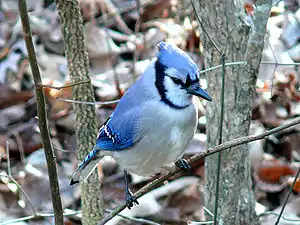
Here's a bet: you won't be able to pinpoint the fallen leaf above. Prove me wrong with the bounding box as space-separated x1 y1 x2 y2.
258 160 295 183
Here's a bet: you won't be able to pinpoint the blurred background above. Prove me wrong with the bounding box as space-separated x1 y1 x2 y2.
1 0 300 224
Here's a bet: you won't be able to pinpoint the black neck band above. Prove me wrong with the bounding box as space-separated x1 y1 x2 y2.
154 60 189 109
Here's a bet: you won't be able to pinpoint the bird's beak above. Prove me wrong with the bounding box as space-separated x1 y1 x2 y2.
186 83 212 101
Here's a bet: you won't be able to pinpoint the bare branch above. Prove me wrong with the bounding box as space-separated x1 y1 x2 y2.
56 97 120 105
41 80 91 90
190 0 223 55
18 1 64 224
1 210 81 225
99 116 300 225
105 209 160 225
275 166 300 224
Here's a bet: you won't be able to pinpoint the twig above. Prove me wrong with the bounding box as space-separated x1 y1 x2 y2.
10 131 25 164
18 1 64 225
132 0 142 81
56 97 120 105
213 54 226 224
53 146 78 156
272 0 282 6
103 0 132 34
5 138 11 177
99 116 300 225
190 0 222 55
266 35 278 96
0 173 37 216
203 206 214 218
1 208 160 225
275 166 300 225
41 80 90 90
261 61 300 66
96 0 153 25
200 61 300 75
0 210 81 225
200 61 245 74
188 221 214 225
101 8 122 97
258 211 300 222
105 209 160 225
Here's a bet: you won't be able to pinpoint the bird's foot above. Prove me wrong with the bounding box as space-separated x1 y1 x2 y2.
175 158 191 171
125 190 139 209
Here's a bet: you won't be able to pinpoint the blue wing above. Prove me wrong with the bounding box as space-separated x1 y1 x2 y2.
70 107 141 185
95 107 141 151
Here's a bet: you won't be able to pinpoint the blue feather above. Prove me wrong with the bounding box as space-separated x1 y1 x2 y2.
77 148 100 170
96 120 134 150
157 42 199 82
95 108 140 151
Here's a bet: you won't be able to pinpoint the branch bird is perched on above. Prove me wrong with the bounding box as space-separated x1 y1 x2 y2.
70 41 212 208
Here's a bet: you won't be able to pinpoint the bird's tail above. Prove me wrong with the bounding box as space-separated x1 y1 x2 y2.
70 148 103 185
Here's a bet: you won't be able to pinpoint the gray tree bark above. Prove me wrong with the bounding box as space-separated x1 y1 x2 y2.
196 0 272 224
54 0 104 224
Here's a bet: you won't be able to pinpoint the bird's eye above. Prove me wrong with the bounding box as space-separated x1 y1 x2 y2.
170 77 183 85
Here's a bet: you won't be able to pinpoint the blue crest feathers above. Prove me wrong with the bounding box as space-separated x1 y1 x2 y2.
156 42 199 81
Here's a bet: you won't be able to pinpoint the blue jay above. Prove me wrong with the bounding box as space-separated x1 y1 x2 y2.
70 41 212 208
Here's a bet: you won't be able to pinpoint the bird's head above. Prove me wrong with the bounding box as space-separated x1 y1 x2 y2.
154 42 211 109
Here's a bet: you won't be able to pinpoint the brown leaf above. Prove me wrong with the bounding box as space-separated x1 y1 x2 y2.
169 184 204 215
0 84 33 109
258 160 295 183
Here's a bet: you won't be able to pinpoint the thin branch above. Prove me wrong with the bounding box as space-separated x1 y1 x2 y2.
200 61 245 74
132 0 142 81
203 206 214 218
0 173 37 216
56 97 120 105
10 131 25 164
96 0 153 24
188 221 214 224
190 0 223 55
1 208 160 225
214 54 226 224
1 215 37 225
266 34 278 96
101 9 122 97
53 146 78 156
102 0 132 34
275 166 300 224
261 61 300 66
272 0 282 6
99 116 300 225
18 1 64 225
258 211 300 222
41 80 90 90
5 138 11 177
1 210 81 225
200 61 300 75
105 209 160 225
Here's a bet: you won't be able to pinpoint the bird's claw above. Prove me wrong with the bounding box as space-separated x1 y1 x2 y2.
175 158 191 171
125 191 139 209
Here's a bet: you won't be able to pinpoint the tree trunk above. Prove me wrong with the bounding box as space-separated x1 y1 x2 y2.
54 0 104 224
196 0 272 224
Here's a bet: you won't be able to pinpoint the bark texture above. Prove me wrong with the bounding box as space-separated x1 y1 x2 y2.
196 0 272 224
18 1 64 224
54 0 104 224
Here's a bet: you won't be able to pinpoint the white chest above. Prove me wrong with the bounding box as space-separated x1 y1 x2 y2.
112 101 198 176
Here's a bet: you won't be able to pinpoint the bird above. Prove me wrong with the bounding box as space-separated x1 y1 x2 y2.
70 41 212 209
